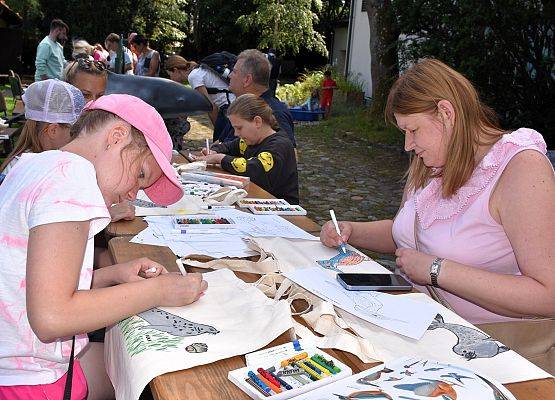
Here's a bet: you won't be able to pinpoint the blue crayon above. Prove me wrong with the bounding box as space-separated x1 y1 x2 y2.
247 371 272 394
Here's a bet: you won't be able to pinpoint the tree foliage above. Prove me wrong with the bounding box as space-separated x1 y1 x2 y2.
391 0 554 143
237 0 328 56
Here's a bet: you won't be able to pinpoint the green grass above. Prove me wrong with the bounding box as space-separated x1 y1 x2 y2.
296 103 403 147
2 85 16 115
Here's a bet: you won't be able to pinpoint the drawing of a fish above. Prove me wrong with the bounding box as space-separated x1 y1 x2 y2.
394 379 458 399
137 308 219 337
317 248 367 271
428 314 510 360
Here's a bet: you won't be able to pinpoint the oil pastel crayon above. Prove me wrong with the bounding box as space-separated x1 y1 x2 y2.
306 358 331 376
302 359 326 376
245 377 270 397
247 371 271 394
280 352 308 367
295 361 322 380
266 368 293 390
257 373 281 394
257 368 280 388
311 354 341 374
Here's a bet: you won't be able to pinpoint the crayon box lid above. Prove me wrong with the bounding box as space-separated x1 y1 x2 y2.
228 347 352 400
238 198 290 208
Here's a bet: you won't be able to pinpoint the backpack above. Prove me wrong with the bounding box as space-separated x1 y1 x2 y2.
198 51 237 105
199 51 237 83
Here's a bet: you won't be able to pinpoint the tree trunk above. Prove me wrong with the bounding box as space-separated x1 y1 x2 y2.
366 0 399 116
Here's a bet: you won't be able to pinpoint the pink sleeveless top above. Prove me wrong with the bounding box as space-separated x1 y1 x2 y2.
392 128 548 324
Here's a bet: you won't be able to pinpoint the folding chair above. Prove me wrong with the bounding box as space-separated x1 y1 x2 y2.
0 92 7 118
7 70 25 114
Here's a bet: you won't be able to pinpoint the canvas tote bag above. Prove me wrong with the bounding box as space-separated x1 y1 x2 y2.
414 214 555 374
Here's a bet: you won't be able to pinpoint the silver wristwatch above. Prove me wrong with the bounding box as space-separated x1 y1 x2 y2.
430 257 444 287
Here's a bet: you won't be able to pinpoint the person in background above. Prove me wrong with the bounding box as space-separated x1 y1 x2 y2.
195 94 299 204
92 43 109 65
72 39 93 60
320 58 555 328
127 32 139 71
320 70 337 118
104 33 133 75
131 35 160 77
0 80 84 176
219 49 296 148
186 57 234 127
64 58 107 103
266 48 281 97
163 55 194 150
302 88 320 111
0 94 207 400
35 19 69 81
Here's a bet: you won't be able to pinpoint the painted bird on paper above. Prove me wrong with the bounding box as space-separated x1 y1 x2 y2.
394 379 458 399
356 368 394 385
440 372 473 384
333 390 393 400
137 308 220 337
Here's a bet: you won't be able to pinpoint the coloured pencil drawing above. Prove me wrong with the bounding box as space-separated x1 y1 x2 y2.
317 248 368 272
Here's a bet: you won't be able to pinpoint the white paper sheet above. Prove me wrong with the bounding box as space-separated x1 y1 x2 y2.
133 190 204 216
293 356 518 400
284 267 437 340
105 269 294 400
337 293 553 384
217 209 318 240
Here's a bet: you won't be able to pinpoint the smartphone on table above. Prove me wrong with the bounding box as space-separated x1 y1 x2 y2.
336 273 412 291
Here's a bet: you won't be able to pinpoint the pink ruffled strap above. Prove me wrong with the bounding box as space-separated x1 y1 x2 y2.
415 128 546 229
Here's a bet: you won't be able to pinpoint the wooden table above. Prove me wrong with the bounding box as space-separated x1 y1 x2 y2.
105 155 321 238
108 237 555 400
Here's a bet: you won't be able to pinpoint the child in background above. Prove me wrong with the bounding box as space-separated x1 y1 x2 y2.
194 94 299 204
320 70 337 118
0 94 207 399
0 80 84 176
302 88 320 111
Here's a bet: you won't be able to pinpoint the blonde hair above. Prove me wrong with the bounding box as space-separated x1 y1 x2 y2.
0 120 70 172
227 94 278 129
385 58 504 198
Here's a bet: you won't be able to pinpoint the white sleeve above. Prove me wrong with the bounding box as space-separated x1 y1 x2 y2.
187 68 205 89
28 160 111 237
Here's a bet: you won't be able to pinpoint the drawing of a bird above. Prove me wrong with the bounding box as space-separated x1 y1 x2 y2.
394 379 458 399
333 390 393 400
425 367 444 371
384 376 402 381
356 368 394 384
440 372 473 384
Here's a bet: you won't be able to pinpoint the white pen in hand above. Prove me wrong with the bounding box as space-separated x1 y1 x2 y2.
329 209 347 254
205 138 210 155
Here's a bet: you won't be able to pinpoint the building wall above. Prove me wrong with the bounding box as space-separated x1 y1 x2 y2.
347 0 372 97
331 26 348 75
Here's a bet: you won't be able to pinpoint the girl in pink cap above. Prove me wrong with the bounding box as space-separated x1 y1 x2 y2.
0 94 207 399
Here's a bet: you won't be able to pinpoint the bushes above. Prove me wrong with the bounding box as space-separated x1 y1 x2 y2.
276 68 365 106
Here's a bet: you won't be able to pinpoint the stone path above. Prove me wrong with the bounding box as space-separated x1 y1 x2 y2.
184 115 407 227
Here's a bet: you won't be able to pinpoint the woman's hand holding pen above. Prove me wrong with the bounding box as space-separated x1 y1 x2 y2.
320 220 353 248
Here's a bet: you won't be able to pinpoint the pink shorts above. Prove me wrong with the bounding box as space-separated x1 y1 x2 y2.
0 359 88 400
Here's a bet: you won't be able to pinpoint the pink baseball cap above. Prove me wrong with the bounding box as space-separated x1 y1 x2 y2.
84 94 183 205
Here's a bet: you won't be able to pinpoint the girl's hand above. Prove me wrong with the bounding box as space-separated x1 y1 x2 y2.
320 220 353 248
109 202 136 222
193 153 226 165
156 272 208 306
114 257 167 284
200 148 217 156
395 248 436 285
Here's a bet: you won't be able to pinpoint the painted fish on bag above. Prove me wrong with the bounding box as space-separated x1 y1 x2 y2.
137 308 220 337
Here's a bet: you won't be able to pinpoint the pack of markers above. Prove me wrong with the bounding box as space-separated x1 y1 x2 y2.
172 215 237 230
237 198 307 216
228 348 351 399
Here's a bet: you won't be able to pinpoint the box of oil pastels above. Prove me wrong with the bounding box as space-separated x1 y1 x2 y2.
238 198 307 216
228 343 352 399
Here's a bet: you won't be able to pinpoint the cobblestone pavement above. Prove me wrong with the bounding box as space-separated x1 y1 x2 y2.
184 115 408 228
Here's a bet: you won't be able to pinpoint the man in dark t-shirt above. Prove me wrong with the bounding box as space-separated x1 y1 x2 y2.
214 49 296 148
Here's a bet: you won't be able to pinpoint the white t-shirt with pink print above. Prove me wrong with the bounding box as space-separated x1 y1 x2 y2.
0 150 110 385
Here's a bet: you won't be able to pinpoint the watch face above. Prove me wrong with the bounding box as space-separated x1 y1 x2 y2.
430 263 440 274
